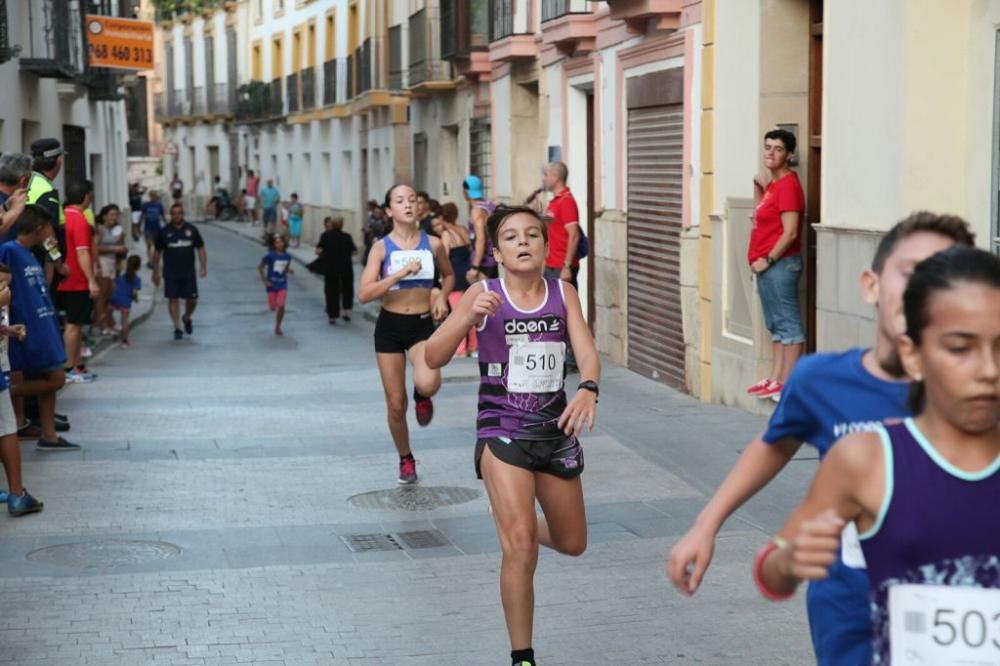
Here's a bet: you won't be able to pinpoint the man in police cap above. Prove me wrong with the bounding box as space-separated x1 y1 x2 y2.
27 139 63 230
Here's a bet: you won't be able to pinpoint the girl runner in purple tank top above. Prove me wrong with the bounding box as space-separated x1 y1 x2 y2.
426 205 601 666
754 246 1000 665
359 184 455 485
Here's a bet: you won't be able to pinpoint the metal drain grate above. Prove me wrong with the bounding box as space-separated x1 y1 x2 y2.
347 486 482 511
340 529 451 553
394 529 450 549
341 533 402 553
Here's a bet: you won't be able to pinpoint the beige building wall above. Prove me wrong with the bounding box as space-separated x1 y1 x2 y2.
817 0 999 353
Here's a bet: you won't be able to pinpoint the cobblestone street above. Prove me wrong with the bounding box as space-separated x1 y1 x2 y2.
0 223 815 665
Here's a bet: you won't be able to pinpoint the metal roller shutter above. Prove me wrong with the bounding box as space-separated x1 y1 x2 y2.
626 103 686 390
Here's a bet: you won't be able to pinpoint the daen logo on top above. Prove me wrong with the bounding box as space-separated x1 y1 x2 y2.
504 315 562 336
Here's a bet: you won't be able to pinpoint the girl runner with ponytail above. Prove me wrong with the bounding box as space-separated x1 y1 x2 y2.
425 205 600 666
359 184 454 484
755 245 1000 665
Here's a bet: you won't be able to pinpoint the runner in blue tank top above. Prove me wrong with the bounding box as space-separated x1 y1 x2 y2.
668 212 976 665
426 206 601 666
359 184 454 485
756 245 1000 665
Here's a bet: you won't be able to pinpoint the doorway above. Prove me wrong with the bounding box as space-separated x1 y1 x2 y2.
805 0 823 350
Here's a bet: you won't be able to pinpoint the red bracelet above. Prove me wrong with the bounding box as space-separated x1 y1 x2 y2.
753 540 796 602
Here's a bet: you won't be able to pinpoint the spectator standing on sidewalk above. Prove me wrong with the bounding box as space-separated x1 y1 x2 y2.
285 193 303 248
139 191 166 268
416 191 434 235
259 234 292 336
128 182 145 235
463 175 497 283
259 179 281 237
746 128 806 402
0 262 43 515
152 204 207 341
0 153 30 244
363 200 388 265
94 204 126 335
170 173 183 202
1 205 77 452
431 203 476 356
245 169 260 225
59 180 99 385
316 216 356 324
542 162 580 287
111 255 142 349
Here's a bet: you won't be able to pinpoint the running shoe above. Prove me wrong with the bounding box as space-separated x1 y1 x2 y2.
398 457 418 485
328 318 337 326
746 379 773 395
342 314 351 322
415 396 434 427
75 365 97 378
758 381 783 400
173 328 184 341
7 489 43 516
0 490 7 503
183 317 193 335
65 370 96 384
120 340 130 349
55 413 69 425
17 421 41 439
81 345 93 359
36 437 81 452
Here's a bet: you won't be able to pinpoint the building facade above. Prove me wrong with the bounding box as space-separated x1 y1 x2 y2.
0 0 133 212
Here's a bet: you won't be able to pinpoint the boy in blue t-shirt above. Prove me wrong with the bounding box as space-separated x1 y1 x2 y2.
258 234 292 336
667 212 976 664
0 205 77 452
139 191 166 266
0 261 43 515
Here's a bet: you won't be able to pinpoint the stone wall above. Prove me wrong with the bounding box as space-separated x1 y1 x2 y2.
593 208 627 365
814 225 880 351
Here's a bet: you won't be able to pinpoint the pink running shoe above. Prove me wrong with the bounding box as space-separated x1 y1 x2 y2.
398 457 418 485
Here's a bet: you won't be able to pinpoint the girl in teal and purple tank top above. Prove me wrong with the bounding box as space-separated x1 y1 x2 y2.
754 246 1000 665
423 205 602 666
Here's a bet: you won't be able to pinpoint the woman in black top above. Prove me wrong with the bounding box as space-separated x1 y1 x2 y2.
315 216 357 324
430 202 477 356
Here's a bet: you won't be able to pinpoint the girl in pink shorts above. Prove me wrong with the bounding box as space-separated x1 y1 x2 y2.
259 235 292 336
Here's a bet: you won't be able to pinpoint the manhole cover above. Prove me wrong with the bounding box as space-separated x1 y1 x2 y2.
341 530 451 553
347 486 482 511
26 539 183 568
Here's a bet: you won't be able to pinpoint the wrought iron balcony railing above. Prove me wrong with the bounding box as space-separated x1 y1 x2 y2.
235 80 273 121
323 59 338 105
490 0 514 41
441 0 489 61
300 66 315 110
21 0 86 78
191 85 207 116
286 73 299 113
270 78 283 117
388 25 403 91
356 41 372 94
345 53 354 99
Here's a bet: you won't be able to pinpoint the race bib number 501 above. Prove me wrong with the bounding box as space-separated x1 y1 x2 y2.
889 584 1000 666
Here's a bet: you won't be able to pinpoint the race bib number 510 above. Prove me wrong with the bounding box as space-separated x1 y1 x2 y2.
508 341 564 394
889 584 1000 666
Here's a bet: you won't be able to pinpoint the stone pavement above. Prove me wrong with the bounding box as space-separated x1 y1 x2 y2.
0 222 818 665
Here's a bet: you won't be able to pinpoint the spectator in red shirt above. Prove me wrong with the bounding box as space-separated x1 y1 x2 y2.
542 162 580 285
245 169 260 225
747 128 805 401
58 179 99 384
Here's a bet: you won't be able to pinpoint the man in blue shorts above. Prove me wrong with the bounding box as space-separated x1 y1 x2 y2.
0 205 78 452
152 204 207 341
667 211 975 664
258 179 281 236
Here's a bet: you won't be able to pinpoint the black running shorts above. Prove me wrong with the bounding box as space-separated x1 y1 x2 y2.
374 309 436 354
475 436 584 480
164 275 198 300
61 290 92 326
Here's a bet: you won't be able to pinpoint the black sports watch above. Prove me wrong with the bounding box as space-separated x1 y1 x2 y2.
577 380 599 399
765 255 777 267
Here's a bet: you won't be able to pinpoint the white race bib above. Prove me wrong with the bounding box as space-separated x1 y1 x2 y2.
389 249 434 281
889 584 1000 666
272 259 289 275
841 522 867 569
508 341 564 394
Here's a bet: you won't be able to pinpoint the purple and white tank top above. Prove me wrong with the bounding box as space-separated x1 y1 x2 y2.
380 232 435 290
476 278 568 440
859 419 1000 665
468 200 497 269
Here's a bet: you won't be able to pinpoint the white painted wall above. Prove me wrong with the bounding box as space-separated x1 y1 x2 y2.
491 75 514 199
